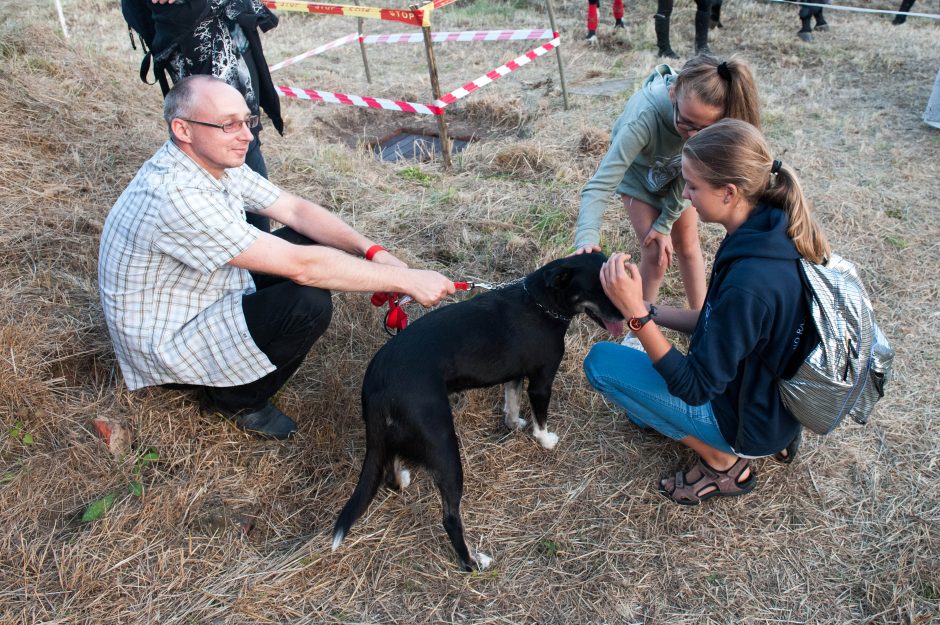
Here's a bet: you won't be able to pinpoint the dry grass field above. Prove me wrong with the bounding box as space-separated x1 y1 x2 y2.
1 0 938 623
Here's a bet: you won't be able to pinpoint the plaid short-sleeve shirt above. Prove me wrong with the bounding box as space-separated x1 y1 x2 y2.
98 141 281 390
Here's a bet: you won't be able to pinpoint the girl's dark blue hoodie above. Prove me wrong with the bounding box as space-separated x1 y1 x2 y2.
653 204 811 456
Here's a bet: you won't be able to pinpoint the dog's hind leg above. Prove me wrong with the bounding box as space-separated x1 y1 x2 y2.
502 378 527 431
527 366 561 450
422 405 493 572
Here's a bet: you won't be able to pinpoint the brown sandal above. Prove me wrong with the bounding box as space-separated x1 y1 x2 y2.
658 457 756 506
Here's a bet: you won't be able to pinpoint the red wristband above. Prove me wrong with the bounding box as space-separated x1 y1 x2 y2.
365 245 385 261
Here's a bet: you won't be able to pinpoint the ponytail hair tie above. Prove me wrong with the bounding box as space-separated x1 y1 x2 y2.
771 159 783 175
716 61 732 82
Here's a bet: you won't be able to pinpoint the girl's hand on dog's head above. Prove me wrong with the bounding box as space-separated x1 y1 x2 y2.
600 253 646 318
571 244 602 257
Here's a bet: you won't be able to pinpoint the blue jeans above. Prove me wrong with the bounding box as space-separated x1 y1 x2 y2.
583 342 734 454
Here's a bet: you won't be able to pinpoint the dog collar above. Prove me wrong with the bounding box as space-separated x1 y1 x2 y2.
521 279 572 322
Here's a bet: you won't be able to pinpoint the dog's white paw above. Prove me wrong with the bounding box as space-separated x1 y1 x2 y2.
534 430 559 450
504 415 527 431
473 552 493 571
398 469 411 489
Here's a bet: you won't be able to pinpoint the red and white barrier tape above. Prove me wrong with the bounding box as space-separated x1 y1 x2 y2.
433 35 560 107
262 0 430 26
275 34 562 115
360 28 554 45
276 85 444 115
269 32 359 73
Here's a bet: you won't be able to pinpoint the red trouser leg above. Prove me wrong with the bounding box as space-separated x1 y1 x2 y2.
588 0 599 32
613 0 624 21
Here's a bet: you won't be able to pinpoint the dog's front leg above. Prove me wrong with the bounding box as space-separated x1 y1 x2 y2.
502 378 527 430
527 369 559 450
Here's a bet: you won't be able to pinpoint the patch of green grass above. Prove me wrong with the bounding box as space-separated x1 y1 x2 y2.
448 0 529 21
430 187 458 206
397 166 437 187
538 538 561 559
884 207 904 220
917 581 937 601
8 421 34 446
526 205 570 246
706 573 723 585
885 235 909 250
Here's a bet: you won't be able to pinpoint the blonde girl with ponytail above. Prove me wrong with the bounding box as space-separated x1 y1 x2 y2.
584 119 828 505
574 55 761 352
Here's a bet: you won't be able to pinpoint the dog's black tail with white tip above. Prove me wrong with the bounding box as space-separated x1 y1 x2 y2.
332 445 384 551
332 408 387 552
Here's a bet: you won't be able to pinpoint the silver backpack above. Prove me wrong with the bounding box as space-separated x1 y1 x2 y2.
778 254 894 435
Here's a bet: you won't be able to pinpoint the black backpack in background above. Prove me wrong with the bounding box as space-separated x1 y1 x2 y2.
120 0 210 96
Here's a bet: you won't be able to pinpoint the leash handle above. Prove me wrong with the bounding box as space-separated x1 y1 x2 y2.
453 281 471 290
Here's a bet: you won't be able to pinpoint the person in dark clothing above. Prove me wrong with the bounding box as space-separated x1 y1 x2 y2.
149 0 282 232
892 0 926 25
786 0 831 42
583 119 831 505
654 0 722 58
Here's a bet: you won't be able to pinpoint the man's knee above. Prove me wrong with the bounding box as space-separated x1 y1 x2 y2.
293 285 333 332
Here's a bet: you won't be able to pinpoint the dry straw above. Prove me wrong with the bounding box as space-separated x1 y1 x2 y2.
1 0 938 624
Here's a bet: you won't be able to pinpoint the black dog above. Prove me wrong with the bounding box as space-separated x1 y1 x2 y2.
332 253 623 571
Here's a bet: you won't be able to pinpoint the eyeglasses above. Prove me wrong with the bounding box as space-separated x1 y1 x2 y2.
673 103 708 133
179 115 260 133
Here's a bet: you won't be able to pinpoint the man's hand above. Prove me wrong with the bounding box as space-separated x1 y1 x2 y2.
643 227 673 268
404 270 457 307
370 249 408 269
151 0 178 4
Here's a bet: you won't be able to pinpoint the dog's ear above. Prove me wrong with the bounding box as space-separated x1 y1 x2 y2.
543 266 574 290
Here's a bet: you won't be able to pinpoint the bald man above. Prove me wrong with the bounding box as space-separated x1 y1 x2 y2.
99 75 455 439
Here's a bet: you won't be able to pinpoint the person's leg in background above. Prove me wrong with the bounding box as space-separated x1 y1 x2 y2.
892 0 916 25
243 127 272 232
797 5 815 41
613 0 625 29
694 0 714 55
586 0 600 42
654 0 678 58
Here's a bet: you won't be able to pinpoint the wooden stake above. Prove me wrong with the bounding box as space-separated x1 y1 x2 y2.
545 0 569 111
352 0 372 83
419 21 452 168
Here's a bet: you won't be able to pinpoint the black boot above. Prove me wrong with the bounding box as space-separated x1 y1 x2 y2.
710 1 723 29
892 0 915 25
694 9 711 55
654 14 678 58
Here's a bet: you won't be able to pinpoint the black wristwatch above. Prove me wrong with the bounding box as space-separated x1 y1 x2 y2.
627 304 657 332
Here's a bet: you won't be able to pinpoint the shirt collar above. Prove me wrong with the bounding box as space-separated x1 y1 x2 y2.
162 140 234 191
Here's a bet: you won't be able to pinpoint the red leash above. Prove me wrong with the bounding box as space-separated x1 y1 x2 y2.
371 282 472 335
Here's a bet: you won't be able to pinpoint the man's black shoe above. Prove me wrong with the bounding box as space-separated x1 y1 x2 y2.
225 403 298 439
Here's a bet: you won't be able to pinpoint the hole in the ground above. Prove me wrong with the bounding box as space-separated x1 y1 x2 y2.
373 128 472 162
